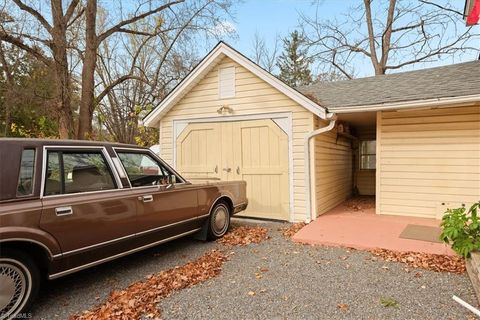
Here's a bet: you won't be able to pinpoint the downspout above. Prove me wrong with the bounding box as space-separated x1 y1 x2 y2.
304 112 337 223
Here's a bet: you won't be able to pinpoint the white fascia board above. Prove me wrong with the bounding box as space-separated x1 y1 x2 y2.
329 94 480 113
143 43 326 127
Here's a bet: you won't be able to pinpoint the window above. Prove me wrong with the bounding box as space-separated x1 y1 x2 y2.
219 67 235 99
17 149 35 196
360 140 376 170
117 152 179 187
44 150 116 196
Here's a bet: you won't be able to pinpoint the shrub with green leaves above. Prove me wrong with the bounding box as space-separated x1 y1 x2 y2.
440 201 480 258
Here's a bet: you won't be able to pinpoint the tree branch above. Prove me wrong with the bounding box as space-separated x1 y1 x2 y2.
0 31 50 65
97 0 184 44
64 0 81 23
96 75 148 103
12 0 52 33
418 0 463 16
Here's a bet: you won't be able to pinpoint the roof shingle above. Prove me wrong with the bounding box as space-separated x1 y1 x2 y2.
299 60 480 110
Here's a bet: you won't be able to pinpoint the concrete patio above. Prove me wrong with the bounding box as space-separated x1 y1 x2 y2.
293 197 455 256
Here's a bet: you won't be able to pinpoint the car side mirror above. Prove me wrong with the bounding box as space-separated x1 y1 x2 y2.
169 175 176 185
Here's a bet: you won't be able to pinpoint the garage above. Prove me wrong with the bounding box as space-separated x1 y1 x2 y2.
142 42 344 222
176 119 289 220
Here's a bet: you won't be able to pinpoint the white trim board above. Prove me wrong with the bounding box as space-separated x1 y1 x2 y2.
172 112 295 222
143 42 326 127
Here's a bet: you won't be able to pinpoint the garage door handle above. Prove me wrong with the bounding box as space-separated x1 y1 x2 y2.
214 165 218 173
236 166 240 174
223 167 231 173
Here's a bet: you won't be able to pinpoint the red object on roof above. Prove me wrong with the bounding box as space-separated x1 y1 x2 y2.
467 0 480 25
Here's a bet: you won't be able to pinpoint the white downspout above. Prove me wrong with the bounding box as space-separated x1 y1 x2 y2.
304 113 337 223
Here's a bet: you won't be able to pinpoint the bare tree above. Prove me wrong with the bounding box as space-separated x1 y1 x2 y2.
94 0 236 144
250 31 280 73
300 0 480 78
0 0 83 137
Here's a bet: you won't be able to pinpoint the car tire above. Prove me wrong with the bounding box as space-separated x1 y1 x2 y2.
0 250 40 320
207 202 231 240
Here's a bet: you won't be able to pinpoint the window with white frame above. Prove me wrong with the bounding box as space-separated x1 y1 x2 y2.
360 140 376 170
218 67 235 99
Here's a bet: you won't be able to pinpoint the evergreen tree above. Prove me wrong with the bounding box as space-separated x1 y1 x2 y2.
277 30 313 87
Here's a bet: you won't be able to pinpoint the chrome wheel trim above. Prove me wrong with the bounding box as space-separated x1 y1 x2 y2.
0 259 31 320
212 204 229 236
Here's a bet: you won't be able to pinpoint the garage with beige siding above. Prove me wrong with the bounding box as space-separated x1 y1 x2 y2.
145 42 479 222
143 42 349 222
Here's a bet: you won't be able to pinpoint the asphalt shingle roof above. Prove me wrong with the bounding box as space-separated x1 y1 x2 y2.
299 60 480 110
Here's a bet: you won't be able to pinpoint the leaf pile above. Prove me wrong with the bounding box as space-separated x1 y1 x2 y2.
344 196 375 212
370 248 465 274
217 226 269 246
281 222 306 239
71 250 227 320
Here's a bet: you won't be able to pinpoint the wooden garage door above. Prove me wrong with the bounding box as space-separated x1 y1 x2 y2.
176 119 289 220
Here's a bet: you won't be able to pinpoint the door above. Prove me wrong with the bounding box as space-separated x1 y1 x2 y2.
176 119 290 220
115 150 200 233
40 149 138 254
176 123 222 180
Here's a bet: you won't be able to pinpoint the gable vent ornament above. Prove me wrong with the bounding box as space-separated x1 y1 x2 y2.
217 105 234 115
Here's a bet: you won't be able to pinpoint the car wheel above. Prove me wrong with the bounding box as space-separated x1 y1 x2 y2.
207 202 231 240
0 250 40 320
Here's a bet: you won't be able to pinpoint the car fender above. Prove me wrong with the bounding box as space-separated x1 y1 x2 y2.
0 226 62 259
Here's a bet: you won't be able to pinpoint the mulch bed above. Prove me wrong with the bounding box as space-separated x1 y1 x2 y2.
71 250 228 320
370 248 465 274
217 226 269 246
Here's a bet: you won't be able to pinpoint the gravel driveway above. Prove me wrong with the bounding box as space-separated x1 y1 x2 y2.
32 219 478 319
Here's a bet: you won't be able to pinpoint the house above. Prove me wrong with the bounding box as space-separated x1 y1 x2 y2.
143 42 480 222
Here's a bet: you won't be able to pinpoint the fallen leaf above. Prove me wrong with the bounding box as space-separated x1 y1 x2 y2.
281 222 306 238
248 291 256 296
260 267 269 272
370 248 465 273
217 226 269 247
71 250 228 320
337 303 349 312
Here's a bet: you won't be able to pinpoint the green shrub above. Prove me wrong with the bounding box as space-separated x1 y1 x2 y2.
440 201 480 258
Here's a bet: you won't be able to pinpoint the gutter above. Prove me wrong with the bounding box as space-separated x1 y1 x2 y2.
304 112 337 223
329 94 480 113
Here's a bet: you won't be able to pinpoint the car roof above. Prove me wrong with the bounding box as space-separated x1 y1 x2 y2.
0 138 148 149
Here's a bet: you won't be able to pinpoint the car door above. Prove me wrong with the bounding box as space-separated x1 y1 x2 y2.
39 146 138 268
115 149 201 236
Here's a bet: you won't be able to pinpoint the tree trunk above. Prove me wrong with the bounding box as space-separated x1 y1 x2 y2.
51 0 74 138
77 0 97 140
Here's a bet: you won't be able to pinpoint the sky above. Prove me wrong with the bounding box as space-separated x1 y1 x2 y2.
211 0 479 78
230 0 344 54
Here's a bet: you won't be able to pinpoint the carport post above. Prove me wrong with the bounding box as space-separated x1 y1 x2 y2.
304 113 337 223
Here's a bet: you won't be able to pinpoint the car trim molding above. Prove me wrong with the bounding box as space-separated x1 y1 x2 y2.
59 214 210 257
48 228 201 280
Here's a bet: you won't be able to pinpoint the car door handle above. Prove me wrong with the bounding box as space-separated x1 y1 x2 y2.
138 195 153 203
55 206 73 216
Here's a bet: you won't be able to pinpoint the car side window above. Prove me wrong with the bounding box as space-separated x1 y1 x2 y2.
44 150 116 196
17 148 35 196
117 152 178 187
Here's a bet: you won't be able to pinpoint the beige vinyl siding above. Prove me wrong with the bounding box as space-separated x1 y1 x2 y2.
377 105 480 218
355 126 376 195
314 117 353 216
159 57 314 222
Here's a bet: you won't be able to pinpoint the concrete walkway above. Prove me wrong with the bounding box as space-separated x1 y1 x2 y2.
293 199 455 255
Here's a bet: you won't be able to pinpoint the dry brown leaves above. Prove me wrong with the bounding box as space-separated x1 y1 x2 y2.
71 250 227 320
281 222 306 239
344 196 375 212
217 226 269 246
370 248 465 274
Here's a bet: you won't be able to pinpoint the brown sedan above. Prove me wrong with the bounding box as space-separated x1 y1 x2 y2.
0 138 247 319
